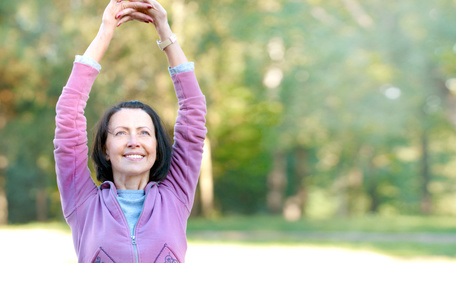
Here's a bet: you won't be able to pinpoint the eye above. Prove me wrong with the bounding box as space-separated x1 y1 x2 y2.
114 131 127 136
139 130 151 136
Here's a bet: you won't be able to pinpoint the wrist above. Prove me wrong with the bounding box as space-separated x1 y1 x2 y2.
98 23 115 40
83 24 114 63
154 23 173 41
157 33 177 51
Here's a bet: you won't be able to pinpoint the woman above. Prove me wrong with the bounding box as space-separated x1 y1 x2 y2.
54 0 206 263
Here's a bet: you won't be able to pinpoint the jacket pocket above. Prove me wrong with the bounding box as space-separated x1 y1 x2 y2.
154 243 180 263
91 247 116 263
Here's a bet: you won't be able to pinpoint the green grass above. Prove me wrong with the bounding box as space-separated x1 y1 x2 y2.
2 214 455 259
186 214 456 259
187 214 456 233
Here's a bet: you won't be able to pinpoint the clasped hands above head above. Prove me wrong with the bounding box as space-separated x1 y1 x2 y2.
112 0 168 27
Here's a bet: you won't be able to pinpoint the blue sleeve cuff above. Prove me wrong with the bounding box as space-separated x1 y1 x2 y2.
75 55 102 72
168 62 194 76
74 55 192 76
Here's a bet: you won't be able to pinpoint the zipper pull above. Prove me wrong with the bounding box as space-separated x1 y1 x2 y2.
131 235 139 263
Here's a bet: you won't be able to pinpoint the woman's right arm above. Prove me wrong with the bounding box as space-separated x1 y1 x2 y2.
54 0 153 218
53 62 100 218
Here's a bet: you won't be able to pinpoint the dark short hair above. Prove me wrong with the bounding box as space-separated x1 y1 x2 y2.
91 100 172 183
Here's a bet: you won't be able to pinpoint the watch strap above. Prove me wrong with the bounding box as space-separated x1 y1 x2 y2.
156 33 177 51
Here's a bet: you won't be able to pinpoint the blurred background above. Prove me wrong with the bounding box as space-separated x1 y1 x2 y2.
0 0 455 262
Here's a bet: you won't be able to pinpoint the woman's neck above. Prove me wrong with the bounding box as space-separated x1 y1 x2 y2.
113 175 149 190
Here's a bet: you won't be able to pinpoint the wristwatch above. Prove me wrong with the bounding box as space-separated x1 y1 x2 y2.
157 33 177 51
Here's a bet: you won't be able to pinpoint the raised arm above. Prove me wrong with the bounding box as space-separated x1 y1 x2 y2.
117 0 206 209
54 0 155 218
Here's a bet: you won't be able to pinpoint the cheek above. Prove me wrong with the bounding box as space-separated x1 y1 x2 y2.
104 139 117 159
150 141 158 156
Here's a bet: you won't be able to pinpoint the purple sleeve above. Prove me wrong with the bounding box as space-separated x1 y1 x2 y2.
53 62 99 218
162 71 207 212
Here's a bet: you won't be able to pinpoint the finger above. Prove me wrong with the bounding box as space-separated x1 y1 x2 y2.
117 13 154 26
116 7 136 19
130 11 154 23
117 9 153 23
115 3 153 18
117 15 134 27
116 16 131 27
120 1 152 11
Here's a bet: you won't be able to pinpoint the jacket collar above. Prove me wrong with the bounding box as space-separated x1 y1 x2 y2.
100 180 158 191
99 180 158 222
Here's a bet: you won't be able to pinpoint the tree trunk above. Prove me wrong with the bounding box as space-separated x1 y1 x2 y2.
367 182 380 213
283 147 308 221
420 131 432 214
267 151 286 214
0 164 7 225
199 137 215 217
36 188 48 222
367 155 380 213
0 188 7 225
295 147 308 215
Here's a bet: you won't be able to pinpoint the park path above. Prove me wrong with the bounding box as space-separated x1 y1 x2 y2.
0 228 455 302
187 230 456 244
0 228 454 263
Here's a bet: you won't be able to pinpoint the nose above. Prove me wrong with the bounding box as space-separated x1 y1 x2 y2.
127 134 140 147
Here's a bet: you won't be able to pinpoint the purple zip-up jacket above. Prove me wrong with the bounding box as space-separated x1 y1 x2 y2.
54 62 206 263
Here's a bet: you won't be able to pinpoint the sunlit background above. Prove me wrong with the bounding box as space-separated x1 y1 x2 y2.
0 0 455 296
1 0 455 223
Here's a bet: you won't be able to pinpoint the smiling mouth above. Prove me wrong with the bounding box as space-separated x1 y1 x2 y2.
124 154 145 160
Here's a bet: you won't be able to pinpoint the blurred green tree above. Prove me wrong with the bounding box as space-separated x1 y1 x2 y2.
0 0 454 223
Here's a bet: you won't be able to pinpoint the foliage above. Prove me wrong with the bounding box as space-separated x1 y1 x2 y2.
0 0 455 222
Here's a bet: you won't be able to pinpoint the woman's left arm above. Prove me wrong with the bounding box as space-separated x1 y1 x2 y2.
167 69 207 211
117 0 207 208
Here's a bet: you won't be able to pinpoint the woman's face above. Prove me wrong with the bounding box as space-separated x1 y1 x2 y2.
105 108 157 185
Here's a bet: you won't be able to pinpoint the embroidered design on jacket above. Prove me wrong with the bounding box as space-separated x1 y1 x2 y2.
92 247 116 263
154 243 179 263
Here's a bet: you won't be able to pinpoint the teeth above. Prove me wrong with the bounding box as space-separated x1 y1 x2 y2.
125 155 144 159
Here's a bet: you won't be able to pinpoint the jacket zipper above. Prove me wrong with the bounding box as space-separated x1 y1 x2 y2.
111 189 141 263
130 185 153 263
130 186 152 263
111 182 154 263
131 233 139 263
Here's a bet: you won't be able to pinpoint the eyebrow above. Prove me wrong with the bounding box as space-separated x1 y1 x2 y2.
111 126 153 131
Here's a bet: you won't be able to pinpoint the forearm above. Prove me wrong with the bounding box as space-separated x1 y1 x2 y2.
155 23 187 68
83 24 114 63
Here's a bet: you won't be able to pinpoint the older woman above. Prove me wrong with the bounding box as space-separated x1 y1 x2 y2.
53 0 206 262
